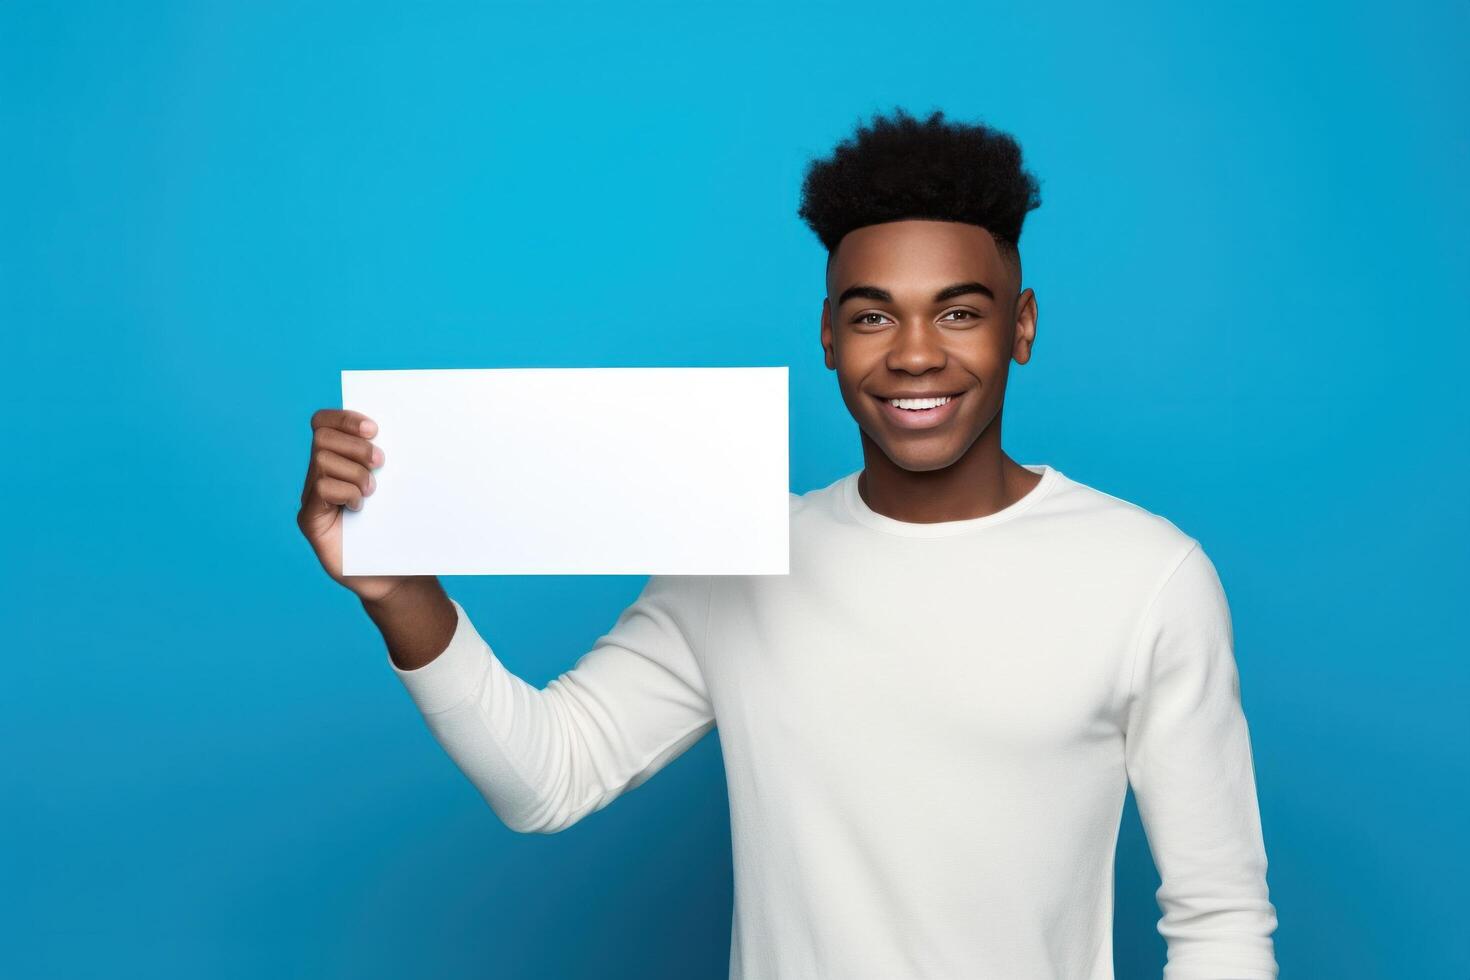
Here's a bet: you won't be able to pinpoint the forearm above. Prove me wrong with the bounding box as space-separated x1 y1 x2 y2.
361 575 457 671
381 575 716 834
1126 543 1280 977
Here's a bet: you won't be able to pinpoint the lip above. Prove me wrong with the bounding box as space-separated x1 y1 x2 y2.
872 390 965 430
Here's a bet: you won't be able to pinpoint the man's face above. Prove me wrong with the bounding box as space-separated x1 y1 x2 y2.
820 219 1037 473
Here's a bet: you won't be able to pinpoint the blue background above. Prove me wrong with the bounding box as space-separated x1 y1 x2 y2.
4 1 1466 977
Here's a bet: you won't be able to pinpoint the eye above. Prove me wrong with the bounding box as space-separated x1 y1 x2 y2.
853 312 891 326
942 309 981 322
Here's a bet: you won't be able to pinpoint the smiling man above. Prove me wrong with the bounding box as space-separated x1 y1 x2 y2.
299 107 1279 979
821 216 1041 522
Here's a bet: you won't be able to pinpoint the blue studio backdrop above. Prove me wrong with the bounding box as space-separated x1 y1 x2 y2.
4 2 1466 977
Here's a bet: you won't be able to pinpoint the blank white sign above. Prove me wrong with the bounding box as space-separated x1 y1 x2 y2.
339 366 789 576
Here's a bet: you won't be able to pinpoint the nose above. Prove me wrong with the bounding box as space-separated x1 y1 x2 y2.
885 317 947 374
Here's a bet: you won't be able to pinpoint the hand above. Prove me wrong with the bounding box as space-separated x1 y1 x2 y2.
296 408 409 603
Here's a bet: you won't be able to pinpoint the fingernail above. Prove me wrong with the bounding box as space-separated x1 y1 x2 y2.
367 474 376 493
372 447 385 466
360 419 377 436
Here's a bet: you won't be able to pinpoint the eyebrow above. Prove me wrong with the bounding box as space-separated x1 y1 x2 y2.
836 280 995 307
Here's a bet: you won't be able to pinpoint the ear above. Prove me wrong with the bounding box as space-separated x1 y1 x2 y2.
821 297 836 370
1011 288 1037 365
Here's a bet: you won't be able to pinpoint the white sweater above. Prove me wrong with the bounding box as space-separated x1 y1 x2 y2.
388 464 1280 979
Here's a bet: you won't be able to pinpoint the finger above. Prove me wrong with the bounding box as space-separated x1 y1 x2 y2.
312 447 375 497
308 475 367 513
312 424 384 470
311 407 378 438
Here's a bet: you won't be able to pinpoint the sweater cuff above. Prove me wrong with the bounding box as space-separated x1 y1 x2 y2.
387 597 489 715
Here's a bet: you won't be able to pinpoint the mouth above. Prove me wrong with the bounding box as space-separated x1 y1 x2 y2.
871 390 965 430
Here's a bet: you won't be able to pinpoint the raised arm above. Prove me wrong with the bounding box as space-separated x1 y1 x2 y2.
379 573 716 834
1123 541 1280 979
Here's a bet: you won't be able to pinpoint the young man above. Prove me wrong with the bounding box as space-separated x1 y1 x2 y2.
298 108 1280 979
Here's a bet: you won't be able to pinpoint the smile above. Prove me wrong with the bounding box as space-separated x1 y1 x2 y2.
872 391 965 429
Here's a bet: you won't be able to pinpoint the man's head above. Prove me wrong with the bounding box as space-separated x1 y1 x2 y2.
797 107 1042 473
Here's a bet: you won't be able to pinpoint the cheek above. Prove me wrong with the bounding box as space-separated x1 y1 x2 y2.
965 334 1016 375
832 349 873 391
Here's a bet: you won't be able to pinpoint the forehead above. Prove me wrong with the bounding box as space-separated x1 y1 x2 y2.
827 219 1011 298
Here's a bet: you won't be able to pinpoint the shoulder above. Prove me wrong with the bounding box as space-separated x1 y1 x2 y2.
787 473 843 525
1041 467 1205 586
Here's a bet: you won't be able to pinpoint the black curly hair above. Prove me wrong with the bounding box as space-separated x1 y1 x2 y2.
797 107 1042 280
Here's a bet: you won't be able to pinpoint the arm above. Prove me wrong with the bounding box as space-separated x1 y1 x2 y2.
377 574 716 835
1123 541 1280 979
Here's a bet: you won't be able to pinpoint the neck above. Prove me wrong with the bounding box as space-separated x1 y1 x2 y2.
856 420 1041 524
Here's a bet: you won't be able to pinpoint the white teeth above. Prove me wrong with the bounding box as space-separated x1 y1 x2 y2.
888 396 952 410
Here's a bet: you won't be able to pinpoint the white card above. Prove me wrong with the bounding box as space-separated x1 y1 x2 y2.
340 366 789 575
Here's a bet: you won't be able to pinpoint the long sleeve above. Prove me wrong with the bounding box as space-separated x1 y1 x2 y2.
1123 541 1280 979
388 573 716 834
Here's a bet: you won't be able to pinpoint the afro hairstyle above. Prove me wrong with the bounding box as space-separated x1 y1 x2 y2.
797 107 1042 280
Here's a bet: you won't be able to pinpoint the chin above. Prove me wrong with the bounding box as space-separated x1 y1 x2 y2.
869 431 969 473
